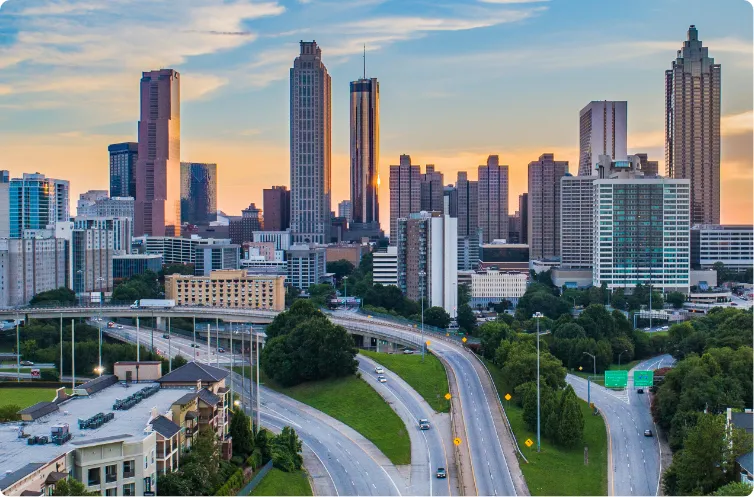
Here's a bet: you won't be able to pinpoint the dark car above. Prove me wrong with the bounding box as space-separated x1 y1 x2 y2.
436 468 447 479
162 334 170 339
637 388 644 394
644 429 653 437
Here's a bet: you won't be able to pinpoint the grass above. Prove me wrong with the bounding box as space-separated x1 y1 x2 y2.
0 388 64 409
250 468 312 496
360 350 450 413
483 358 608 496
263 373 411 465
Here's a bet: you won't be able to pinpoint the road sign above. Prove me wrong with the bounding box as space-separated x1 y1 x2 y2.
604 370 628 388
524 439 533 447
579 366 583 371
30 368 40 379
634 370 654 387
453 438 462 446
445 393 452 400
461 337 467 343
426 341 431 346
504 393 512 401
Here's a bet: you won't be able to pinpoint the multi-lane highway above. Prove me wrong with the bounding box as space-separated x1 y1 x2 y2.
567 354 675 496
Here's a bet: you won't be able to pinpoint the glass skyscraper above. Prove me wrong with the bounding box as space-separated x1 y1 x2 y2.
180 162 217 224
349 77 379 231
109 142 138 198
9 173 69 238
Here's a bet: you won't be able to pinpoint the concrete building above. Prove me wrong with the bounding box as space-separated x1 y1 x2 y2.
635 153 659 177
508 213 521 244
338 200 352 222
74 217 131 255
578 100 627 176
396 211 458 317
690 268 717 288
262 186 290 232
0 170 9 238
135 69 181 237
72 228 114 294
290 41 332 244
551 267 593 289
479 242 530 273
420 165 444 214
139 236 230 265
77 190 109 214
326 243 365 266
349 76 380 232
560 174 596 268
691 224 753 272
286 243 327 290
180 162 217 224
240 258 287 276
165 270 285 310
518 193 528 245
444 184 457 218
666 25 721 225
194 244 240 276
457 230 481 272
0 237 68 307
77 195 134 221
456 172 478 238
242 242 278 261
229 203 263 245
9 173 69 238
113 254 163 280
470 270 528 307
528 153 569 260
109 142 139 199
253 230 292 252
389 154 421 244
477 155 509 243
373 246 398 286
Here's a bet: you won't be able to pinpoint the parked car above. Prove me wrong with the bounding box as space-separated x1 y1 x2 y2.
377 375 387 383
419 419 430 430
116 325 124 329
403 349 414 354
644 429 653 437
218 347 226 353
375 366 384 374
436 468 447 479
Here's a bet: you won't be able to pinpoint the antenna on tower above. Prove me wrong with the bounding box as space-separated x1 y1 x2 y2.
363 44 366 79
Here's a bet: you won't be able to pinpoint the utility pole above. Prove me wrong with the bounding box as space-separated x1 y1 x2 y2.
216 320 220 368
71 319 75 390
16 314 20 383
206 324 211 364
583 351 597 405
168 317 172 372
618 349 628 367
193 315 196 348
241 327 246 411
256 331 261 432
419 270 426 362
230 324 234 405
60 313 63 381
136 316 140 362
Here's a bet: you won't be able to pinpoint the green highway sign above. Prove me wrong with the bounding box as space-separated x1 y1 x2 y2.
634 370 654 387
604 370 628 388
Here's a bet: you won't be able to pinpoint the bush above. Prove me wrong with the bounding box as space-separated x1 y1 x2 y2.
246 449 263 471
230 455 244 466
0 404 21 422
41 370 59 381
214 468 245 496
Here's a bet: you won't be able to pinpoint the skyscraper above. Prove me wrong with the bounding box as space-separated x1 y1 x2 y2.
9 173 69 238
0 171 9 238
456 173 479 235
518 193 529 245
135 69 181 237
665 25 721 225
560 174 596 268
180 162 217 224
528 153 568 260
578 101 627 176
290 41 332 244
389 154 421 244
420 165 444 213
477 155 509 243
444 185 458 218
229 203 263 245
338 200 352 222
263 186 290 231
109 142 138 198
350 76 379 231
635 153 659 177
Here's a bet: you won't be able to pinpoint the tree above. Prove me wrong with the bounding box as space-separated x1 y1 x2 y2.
30 287 76 305
458 284 471 307
327 259 355 280
271 426 303 472
711 482 754 496
172 354 188 369
494 300 512 313
423 306 451 329
160 264 195 277
479 321 511 360
666 291 686 309
112 270 161 302
53 478 99 496
457 304 477 334
266 299 323 339
496 338 566 392
308 283 335 307
229 409 255 458
556 385 584 447
0 404 21 422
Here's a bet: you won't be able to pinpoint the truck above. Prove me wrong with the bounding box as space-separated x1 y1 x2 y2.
131 299 176 309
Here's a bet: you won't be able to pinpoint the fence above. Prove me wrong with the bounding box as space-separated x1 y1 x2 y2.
238 460 273 496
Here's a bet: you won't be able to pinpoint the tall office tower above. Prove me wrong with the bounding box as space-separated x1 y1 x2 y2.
389 154 421 244
229 203 264 245
109 142 138 198
338 200 352 222
635 153 659 177
420 165 444 213
444 185 458 218
593 155 690 292
477 155 509 243
528 153 568 260
518 193 528 245
665 25 721 225
263 186 290 231
578 101 627 176
290 41 332 244
0 170 9 238
349 76 379 231
9 173 69 238
180 162 217 224
560 174 596 268
456 172 478 237
135 69 181 237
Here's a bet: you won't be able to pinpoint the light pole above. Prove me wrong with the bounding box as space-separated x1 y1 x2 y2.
230 324 234 404
96 276 105 375
15 309 20 383
618 349 628 367
583 351 597 406
71 319 75 389
419 270 426 362
532 311 545 452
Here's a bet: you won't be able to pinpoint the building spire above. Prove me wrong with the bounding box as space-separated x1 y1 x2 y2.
363 44 366 79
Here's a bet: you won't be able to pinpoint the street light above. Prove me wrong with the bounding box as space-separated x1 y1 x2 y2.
95 276 106 376
532 311 547 453
618 349 629 367
583 351 597 406
419 270 426 362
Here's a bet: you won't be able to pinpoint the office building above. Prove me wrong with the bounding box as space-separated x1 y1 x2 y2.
9 173 69 238
389 155 421 244
240 258 287 275
528 153 568 260
77 195 134 220
253 230 292 252
109 142 138 198
457 231 481 272
0 237 68 307
242 242 278 262
373 246 398 286
290 41 332 244
477 155 509 243
593 155 690 292
560 174 596 268
77 190 109 214
479 242 530 273
691 224 753 272
508 214 521 244
338 200 352 222
229 203 263 245
666 25 721 225
444 185 458 218
180 162 217 224
165 270 285 311
135 69 181 237
0 170 9 238
263 186 290 231
396 212 458 317
326 243 365 266
456 172 479 238
518 193 528 245
73 217 132 255
635 153 659 177
470 270 528 307
349 76 380 231
113 254 163 280
140 236 230 265
578 101 627 176
420 165 444 214
286 243 327 290
72 228 114 294
194 244 240 276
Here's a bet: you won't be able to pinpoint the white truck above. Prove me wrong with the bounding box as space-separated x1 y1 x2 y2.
131 299 176 309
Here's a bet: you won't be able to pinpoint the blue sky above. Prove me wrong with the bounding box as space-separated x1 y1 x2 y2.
0 0 751 227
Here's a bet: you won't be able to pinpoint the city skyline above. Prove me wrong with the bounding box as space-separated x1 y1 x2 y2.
0 0 751 232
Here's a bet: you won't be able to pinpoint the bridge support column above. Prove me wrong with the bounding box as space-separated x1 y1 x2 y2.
155 317 166 331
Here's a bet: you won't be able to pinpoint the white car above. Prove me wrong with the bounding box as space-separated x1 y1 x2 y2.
643 327 651 331
375 366 385 374
377 375 387 383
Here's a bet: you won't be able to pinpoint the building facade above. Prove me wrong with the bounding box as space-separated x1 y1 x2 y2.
0 170 9 238
691 224 753 272
72 228 115 294
560 174 596 268
0 238 68 307
253 230 292 252
337 200 352 222
135 69 181 237
74 217 131 255
456 172 478 238
578 100 627 176
528 153 568 260
478 243 530 273
635 153 659 177
113 254 163 280
180 162 217 225
165 270 285 310
389 155 421 244
457 231 481 272
109 142 138 198
373 246 398 286
349 77 380 231
470 270 528 307
290 41 332 244
518 193 528 245
9 173 69 238
665 25 721 225
286 243 327 290
420 165 444 214
262 186 290 232
77 195 134 220
477 155 509 243
194 245 240 276
229 204 263 245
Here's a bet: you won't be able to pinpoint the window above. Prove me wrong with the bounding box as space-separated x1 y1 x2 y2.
122 483 136 496
105 464 117 483
87 468 101 486
105 487 117 496
123 460 135 478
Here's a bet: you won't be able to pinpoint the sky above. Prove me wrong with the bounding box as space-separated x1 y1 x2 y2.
0 0 751 232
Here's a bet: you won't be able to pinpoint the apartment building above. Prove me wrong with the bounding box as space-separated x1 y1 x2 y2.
165 270 285 311
470 270 529 307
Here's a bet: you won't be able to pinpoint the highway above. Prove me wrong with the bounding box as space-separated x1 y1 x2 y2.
566 354 675 496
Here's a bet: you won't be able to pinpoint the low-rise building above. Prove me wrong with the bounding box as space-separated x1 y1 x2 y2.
165 270 285 310
470 270 528 307
252 230 291 252
478 242 529 273
373 246 398 286
326 243 366 266
194 244 240 276
113 254 163 280
286 244 327 291
691 224 753 272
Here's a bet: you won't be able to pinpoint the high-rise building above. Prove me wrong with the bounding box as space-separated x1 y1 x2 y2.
457 230 481 272
253 230 292 252
508 213 521 244
444 185 458 218
389 154 421 244
373 246 398 286
263 186 290 231
518 193 528 245
109 142 138 198
135 69 181 237
9 173 69 238
635 153 659 177
560 174 596 268
478 155 509 243
290 41 332 244
77 195 134 220
0 170 9 238
229 203 263 245
578 101 627 176
180 162 217 224
74 217 132 255
0 237 68 307
72 227 114 293
528 153 568 260
338 200 352 222
420 165 444 214
665 25 721 225
456 172 478 237
350 76 379 231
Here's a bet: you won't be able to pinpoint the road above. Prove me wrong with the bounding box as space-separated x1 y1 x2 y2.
566 354 675 496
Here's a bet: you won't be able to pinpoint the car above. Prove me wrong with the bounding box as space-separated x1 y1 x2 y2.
403 349 414 354
660 326 669 331
20 360 33 366
162 334 170 339
190 343 198 348
643 327 651 331
377 375 387 383
218 347 226 353
730 302 738 306
436 468 446 479
637 388 644 394
117 325 124 329
419 419 430 430
644 429 653 437
375 366 385 374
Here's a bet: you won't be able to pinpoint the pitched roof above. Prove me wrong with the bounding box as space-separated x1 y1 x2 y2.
156 362 229 384
0 463 45 491
20 490 43 496
44 472 68 485
78 375 118 395
150 415 182 438
731 412 753 434
173 391 199 406
197 389 220 406
18 401 59 420
738 452 753 475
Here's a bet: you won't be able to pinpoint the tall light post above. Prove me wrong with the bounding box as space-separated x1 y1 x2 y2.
618 349 629 367
419 270 426 362
583 351 597 406
96 276 106 375
532 311 547 452
15 309 20 383
230 323 234 405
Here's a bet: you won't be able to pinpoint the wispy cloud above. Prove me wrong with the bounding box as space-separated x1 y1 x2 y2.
478 0 549 3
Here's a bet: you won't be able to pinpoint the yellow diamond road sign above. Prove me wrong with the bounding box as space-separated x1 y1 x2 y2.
504 393 512 401
462 337 467 343
525 439 533 448
453 438 462 446
445 393 452 400
579 366 583 371
426 340 431 346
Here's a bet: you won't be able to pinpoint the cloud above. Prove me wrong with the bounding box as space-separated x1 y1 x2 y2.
13 0 109 16
478 0 549 3
721 110 753 136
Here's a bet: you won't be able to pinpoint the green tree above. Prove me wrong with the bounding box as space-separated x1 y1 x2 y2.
30 287 76 305
160 264 195 277
307 283 335 307
156 472 193 496
711 482 754 496
496 338 566 392
666 291 686 309
172 354 188 369
457 304 477 334
266 300 323 339
556 385 584 447
53 478 99 496
327 259 355 280
479 321 511 360
271 426 304 472
285 285 301 306
423 306 451 329
0 404 21 422
229 409 255 458
458 284 471 307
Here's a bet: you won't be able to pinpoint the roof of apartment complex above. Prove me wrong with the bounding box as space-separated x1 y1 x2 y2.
156 361 229 384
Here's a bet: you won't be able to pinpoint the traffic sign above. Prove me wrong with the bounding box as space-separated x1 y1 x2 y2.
604 370 628 388
461 337 467 343
426 340 431 346
578 366 583 371
524 439 533 447
453 438 462 446
634 370 654 387
445 393 452 400
30 368 40 379
504 393 512 401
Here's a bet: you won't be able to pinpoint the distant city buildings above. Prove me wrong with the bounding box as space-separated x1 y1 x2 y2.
73 217 131 255
0 237 68 307
691 224 753 272
560 174 596 269
229 203 263 245
518 193 529 245
350 76 380 232
528 153 568 260
479 242 530 273
420 165 444 214
338 200 352 222
477 155 509 243
253 230 292 252
0 171 9 238
456 171 478 238
113 253 162 280
194 244 240 276
286 243 327 290
263 186 290 231
72 227 114 293
634 153 659 177
9 173 69 238
180 162 217 224
109 142 138 198
470 270 528 307
389 154 421 244
578 100 627 176
373 246 398 286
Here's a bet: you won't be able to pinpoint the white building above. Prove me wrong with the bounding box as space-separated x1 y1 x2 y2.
691 224 753 272
252 230 292 252
373 246 398 286
139 236 231 265
578 101 627 176
0 237 68 307
194 244 240 276
560 174 596 268
74 217 132 255
470 270 528 307
286 243 327 291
